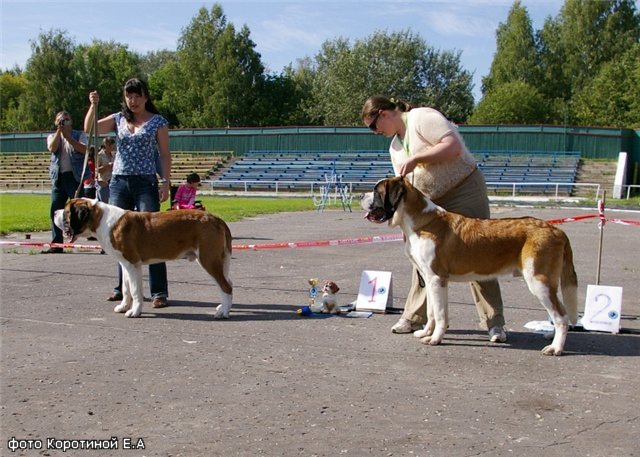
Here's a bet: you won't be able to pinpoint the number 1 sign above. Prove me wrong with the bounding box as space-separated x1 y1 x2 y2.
356 270 393 313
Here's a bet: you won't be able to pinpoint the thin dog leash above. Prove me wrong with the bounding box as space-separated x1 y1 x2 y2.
75 101 99 198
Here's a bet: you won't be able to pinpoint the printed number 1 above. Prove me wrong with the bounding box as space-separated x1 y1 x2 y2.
368 277 377 302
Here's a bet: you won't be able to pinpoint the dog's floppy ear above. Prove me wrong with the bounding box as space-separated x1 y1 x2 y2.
384 178 405 213
69 200 93 234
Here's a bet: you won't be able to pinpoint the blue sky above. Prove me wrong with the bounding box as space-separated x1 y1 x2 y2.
1 0 565 101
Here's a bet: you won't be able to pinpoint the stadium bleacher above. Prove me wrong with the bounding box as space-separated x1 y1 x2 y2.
0 151 232 191
475 150 580 194
0 149 581 196
0 152 51 190
214 149 581 195
215 150 393 191
170 151 232 182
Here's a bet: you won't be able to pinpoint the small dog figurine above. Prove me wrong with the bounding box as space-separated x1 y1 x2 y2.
321 281 340 313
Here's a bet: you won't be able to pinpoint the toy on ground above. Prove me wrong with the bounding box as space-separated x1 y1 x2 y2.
296 278 341 315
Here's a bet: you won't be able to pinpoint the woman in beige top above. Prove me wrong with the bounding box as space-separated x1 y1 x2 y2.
361 95 507 343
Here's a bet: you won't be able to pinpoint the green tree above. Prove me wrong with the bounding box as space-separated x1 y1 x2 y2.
162 4 266 127
535 17 567 103
140 49 177 78
470 81 553 124
572 44 640 128
478 0 640 126
255 66 311 126
72 40 142 120
284 59 315 126
481 1 538 94
0 70 27 131
537 0 640 124
0 32 143 132
18 30 78 130
422 50 474 124
558 0 639 93
306 30 474 125
146 52 180 127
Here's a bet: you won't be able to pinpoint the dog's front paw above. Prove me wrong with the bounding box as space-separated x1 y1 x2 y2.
124 308 141 318
541 344 562 356
114 303 128 313
413 327 430 338
213 304 230 319
420 327 445 346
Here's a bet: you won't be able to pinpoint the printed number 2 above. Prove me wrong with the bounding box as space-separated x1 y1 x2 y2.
368 277 377 302
591 293 612 324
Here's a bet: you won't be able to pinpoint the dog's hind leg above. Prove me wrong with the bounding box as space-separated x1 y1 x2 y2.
561 241 579 325
523 263 568 356
199 251 233 319
536 284 569 356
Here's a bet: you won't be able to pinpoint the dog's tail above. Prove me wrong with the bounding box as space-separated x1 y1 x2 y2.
224 221 232 256
560 236 579 325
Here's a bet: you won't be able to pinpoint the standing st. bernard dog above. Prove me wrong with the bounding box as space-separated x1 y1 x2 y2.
55 198 233 319
361 177 578 356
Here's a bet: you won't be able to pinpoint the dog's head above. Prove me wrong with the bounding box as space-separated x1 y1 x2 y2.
322 281 340 295
54 198 100 243
361 177 407 224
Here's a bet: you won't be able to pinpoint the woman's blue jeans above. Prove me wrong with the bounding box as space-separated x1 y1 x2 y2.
109 175 168 299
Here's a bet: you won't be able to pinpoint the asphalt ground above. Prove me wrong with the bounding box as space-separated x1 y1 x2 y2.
1 203 639 457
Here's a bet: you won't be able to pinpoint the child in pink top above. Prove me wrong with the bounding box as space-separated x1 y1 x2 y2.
172 172 203 210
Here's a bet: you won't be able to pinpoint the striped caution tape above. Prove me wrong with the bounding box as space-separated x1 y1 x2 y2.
1 214 637 252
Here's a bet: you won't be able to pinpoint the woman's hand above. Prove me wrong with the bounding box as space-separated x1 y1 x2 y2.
399 156 418 177
158 181 170 203
89 91 100 105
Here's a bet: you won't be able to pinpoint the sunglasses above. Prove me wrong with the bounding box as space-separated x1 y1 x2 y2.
367 111 381 131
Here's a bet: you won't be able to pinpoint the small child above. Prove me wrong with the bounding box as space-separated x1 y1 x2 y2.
172 172 204 210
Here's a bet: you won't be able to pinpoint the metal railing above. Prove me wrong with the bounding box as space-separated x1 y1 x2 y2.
484 182 601 199
200 180 603 200
621 184 640 199
4 179 638 201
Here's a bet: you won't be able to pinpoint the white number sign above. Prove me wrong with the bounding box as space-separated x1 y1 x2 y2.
356 270 392 313
582 284 623 334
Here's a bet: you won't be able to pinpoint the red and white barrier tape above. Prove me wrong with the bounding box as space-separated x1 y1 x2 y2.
233 233 403 250
0 234 404 251
606 218 640 227
545 214 599 225
1 214 637 252
0 241 103 250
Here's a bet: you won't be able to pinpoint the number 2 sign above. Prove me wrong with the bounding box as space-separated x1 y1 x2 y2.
582 284 623 333
356 270 393 313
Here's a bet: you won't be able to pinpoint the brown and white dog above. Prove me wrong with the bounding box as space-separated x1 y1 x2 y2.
54 198 233 319
321 281 340 313
361 177 578 355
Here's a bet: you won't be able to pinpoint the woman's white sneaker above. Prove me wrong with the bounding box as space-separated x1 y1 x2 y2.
391 318 423 334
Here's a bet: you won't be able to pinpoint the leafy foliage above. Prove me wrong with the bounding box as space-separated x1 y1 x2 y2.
161 5 266 127
1 1 638 131
481 0 538 94
305 30 474 125
470 81 556 124
0 71 27 131
479 0 640 127
572 44 640 128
